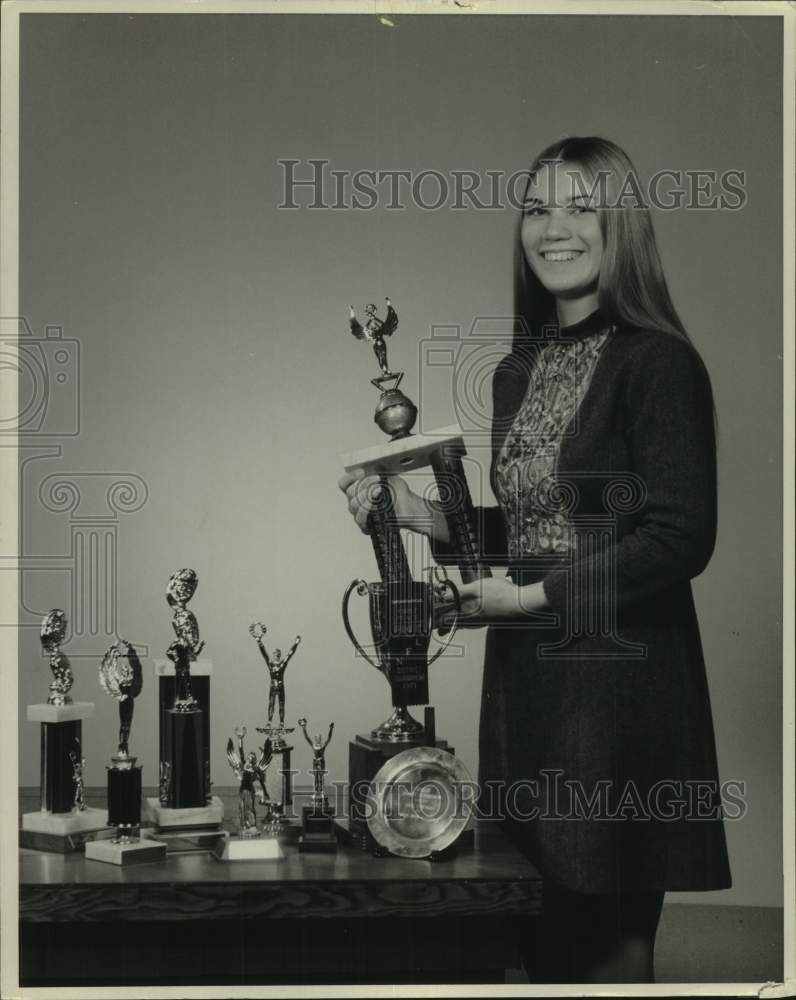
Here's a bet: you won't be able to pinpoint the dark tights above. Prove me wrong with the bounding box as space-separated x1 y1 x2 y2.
523 885 665 984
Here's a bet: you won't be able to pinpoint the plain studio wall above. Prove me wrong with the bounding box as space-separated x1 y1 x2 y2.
14 13 783 908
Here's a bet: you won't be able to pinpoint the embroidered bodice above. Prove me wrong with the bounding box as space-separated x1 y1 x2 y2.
495 324 612 559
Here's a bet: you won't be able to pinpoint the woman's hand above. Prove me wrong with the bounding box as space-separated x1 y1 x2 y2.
337 468 425 534
436 577 549 632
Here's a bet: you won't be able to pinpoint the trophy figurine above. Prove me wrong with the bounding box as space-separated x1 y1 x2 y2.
85 640 166 865
249 625 300 739
341 297 483 853
213 727 284 861
167 567 205 711
42 609 73 706
143 570 224 845
21 610 106 852
68 742 86 811
226 726 272 836
297 718 337 853
350 299 416 438
250 624 301 812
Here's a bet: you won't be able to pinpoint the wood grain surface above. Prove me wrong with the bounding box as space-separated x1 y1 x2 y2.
19 786 542 924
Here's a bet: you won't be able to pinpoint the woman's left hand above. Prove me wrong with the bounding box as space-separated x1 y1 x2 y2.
436 577 548 632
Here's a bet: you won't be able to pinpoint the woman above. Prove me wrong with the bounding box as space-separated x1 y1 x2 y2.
338 136 731 983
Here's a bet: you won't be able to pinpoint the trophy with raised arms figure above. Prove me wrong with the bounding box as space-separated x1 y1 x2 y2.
250 623 301 811
213 726 284 861
297 718 337 853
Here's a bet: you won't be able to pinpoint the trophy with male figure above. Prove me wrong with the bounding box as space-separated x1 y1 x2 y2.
250 623 302 816
297 717 337 853
143 569 224 844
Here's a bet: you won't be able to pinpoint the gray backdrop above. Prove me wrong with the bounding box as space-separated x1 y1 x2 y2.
16 13 783 908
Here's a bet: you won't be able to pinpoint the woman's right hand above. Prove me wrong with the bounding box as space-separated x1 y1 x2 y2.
337 468 424 534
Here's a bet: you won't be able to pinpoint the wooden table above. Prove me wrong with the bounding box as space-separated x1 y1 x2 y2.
19 787 542 986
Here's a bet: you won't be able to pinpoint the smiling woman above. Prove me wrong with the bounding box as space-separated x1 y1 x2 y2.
521 162 604 323
338 135 732 984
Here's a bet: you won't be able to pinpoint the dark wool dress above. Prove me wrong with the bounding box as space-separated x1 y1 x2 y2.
435 307 731 894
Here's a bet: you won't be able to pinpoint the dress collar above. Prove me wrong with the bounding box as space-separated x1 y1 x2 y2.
555 307 609 342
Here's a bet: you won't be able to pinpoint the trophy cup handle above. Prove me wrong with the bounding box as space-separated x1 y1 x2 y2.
342 579 382 671
427 575 461 667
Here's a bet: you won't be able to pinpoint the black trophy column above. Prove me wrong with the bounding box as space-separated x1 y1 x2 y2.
368 476 430 708
167 709 206 809
40 720 81 814
159 675 211 803
429 446 492 583
107 763 142 828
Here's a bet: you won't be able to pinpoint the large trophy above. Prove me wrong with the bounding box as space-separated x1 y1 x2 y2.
143 569 223 846
250 623 301 811
340 299 487 853
21 610 106 852
212 726 283 861
85 640 166 865
297 718 337 853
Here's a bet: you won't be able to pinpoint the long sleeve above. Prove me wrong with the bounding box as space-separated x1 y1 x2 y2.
542 332 717 616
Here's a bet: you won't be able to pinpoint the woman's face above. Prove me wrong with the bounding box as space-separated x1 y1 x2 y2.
521 160 603 310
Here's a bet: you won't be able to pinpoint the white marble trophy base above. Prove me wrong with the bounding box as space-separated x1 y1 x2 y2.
26 701 95 723
212 831 284 861
142 795 224 830
341 424 464 475
22 807 106 835
85 834 167 866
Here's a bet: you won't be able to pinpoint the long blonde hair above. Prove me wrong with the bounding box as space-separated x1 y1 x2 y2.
514 136 692 345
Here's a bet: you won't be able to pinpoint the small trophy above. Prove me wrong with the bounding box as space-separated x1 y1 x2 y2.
143 570 223 844
297 718 337 853
342 298 483 852
212 727 283 861
250 623 300 809
20 610 106 852
84 640 166 865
